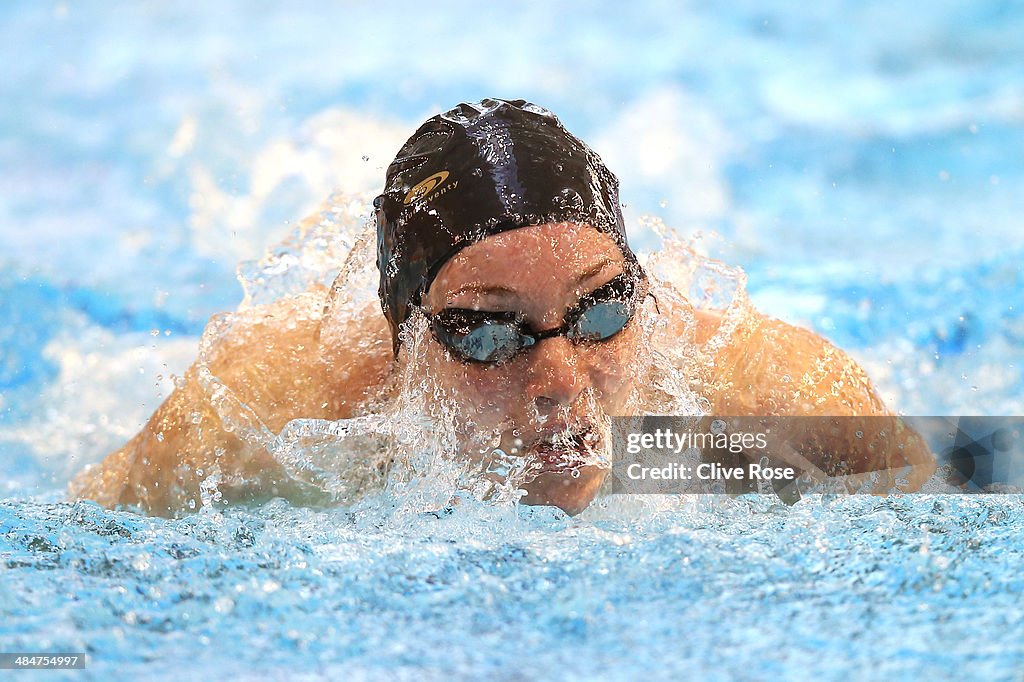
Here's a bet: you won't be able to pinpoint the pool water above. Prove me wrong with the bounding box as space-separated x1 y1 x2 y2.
2 1 1023 679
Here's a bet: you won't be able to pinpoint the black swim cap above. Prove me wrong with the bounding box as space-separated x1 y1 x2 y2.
375 98 638 356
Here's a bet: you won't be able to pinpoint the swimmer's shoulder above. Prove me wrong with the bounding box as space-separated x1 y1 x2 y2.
203 286 394 429
710 310 886 416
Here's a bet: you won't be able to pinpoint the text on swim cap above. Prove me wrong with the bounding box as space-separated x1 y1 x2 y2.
404 171 453 205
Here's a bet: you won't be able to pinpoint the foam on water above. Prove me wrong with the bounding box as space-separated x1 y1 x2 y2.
3 492 1023 680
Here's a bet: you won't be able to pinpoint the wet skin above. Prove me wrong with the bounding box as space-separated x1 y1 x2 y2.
71 214 936 517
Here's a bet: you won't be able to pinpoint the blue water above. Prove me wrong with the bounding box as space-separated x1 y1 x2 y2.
2 1 1023 679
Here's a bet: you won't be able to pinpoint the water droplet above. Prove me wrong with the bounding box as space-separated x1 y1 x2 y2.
214 596 235 614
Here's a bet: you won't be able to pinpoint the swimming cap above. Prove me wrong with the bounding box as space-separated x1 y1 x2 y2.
375 98 638 356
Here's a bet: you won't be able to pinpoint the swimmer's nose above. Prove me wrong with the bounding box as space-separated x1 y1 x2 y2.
526 336 586 409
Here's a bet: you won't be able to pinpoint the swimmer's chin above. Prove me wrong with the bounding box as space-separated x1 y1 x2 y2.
519 465 608 516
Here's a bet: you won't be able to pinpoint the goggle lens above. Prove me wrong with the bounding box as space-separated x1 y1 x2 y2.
429 272 645 364
441 322 534 364
568 300 632 342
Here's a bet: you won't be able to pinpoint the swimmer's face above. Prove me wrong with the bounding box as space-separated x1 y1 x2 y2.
422 222 644 515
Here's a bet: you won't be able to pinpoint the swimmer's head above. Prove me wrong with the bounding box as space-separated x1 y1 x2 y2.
374 99 646 515
374 98 639 357
420 221 648 516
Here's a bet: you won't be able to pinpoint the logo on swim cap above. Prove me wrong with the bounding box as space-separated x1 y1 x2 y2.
404 171 450 205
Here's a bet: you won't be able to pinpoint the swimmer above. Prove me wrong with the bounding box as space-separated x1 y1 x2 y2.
70 98 936 517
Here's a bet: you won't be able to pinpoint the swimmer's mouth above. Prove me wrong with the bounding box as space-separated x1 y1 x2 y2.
528 426 603 474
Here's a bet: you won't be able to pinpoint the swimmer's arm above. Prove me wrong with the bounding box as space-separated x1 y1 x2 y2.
704 312 936 490
70 293 393 516
68 363 274 516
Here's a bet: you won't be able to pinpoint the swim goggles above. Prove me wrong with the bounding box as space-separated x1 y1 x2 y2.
425 263 648 365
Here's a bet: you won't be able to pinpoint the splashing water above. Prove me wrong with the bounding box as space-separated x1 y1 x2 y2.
137 197 962 530
170 198 774 524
